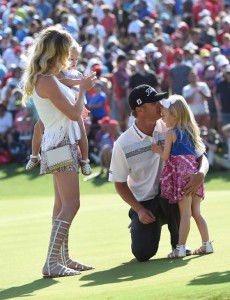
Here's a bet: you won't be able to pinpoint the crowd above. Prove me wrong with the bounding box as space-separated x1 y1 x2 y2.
0 0 230 169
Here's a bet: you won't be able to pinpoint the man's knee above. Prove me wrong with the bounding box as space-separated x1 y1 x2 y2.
132 246 158 262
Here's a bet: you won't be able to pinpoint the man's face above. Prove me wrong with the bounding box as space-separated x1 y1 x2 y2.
141 101 162 121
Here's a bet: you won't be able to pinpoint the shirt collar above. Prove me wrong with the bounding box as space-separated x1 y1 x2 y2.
132 122 148 141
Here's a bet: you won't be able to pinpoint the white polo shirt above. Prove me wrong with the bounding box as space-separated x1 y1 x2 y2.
109 119 204 202
109 119 168 202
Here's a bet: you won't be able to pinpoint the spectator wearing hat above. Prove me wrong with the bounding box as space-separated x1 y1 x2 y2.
86 80 108 125
192 0 214 25
183 69 211 127
198 17 216 47
168 48 192 94
109 84 209 261
217 15 230 45
152 51 169 92
14 16 28 42
215 64 230 126
127 12 145 37
220 33 230 60
160 12 175 36
153 22 171 46
98 118 120 178
154 36 174 67
128 55 159 96
176 21 190 46
100 4 117 36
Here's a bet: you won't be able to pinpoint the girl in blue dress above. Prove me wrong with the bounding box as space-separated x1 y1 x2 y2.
152 94 213 258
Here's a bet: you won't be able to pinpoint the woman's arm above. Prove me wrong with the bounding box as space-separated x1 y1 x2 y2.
36 72 96 121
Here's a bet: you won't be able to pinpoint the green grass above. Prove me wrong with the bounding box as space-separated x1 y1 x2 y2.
0 164 230 300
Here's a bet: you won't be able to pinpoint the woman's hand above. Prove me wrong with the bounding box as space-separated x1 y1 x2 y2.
80 72 97 92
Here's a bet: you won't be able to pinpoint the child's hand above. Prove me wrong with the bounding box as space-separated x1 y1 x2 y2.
82 106 90 119
151 143 163 154
80 72 97 92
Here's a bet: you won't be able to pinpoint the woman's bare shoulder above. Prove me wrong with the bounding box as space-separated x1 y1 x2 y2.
36 75 58 98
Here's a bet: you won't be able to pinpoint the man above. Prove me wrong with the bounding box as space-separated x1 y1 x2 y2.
108 84 209 262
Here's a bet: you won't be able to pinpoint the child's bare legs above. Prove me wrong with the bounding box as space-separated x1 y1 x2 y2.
78 117 91 175
168 195 192 258
178 194 192 245
26 119 44 170
192 196 213 254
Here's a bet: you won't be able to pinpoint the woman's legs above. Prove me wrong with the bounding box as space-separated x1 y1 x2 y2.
52 171 93 271
43 171 80 277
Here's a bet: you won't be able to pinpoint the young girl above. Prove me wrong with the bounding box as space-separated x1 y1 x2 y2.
26 42 92 175
152 94 213 258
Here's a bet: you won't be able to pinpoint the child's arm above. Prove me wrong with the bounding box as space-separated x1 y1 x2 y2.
57 71 82 87
151 130 175 161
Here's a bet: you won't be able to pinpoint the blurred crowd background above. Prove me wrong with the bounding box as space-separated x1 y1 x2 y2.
0 0 230 172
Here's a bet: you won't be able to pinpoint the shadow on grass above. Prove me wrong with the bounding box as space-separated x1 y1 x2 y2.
0 278 58 300
0 163 39 180
188 270 230 285
80 256 199 287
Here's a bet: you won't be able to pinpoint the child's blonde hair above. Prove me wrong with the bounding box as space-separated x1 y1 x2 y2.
166 95 205 151
21 26 74 104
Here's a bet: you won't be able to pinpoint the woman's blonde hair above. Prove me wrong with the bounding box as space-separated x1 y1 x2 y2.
167 95 205 151
21 26 74 104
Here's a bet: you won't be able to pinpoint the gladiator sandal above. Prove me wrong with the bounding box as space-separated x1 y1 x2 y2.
80 159 92 176
59 230 94 272
42 219 80 278
25 154 41 171
193 241 214 255
168 244 186 259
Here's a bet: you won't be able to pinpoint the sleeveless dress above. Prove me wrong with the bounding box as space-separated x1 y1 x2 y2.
32 76 81 174
160 128 204 203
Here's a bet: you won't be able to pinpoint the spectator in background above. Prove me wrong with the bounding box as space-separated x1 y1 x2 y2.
168 48 192 95
111 54 130 132
183 69 211 127
100 4 117 36
86 80 108 124
98 118 120 178
129 54 159 93
0 103 13 149
215 64 230 126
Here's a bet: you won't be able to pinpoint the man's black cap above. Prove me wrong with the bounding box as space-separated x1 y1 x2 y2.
128 84 168 110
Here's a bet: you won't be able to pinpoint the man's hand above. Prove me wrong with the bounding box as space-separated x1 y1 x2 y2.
183 172 204 195
137 207 156 224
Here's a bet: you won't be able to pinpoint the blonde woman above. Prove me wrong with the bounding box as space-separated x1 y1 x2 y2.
21 26 97 277
26 42 92 175
152 95 213 258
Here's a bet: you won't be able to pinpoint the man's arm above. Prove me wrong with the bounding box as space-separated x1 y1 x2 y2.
183 154 209 195
115 182 156 224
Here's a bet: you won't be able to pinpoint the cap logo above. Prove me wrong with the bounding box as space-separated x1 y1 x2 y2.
136 98 142 105
145 86 154 96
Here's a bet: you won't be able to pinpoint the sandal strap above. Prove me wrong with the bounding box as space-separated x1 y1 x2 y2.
30 154 41 159
81 159 90 163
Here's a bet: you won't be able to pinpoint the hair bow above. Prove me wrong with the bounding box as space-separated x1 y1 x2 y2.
161 94 183 108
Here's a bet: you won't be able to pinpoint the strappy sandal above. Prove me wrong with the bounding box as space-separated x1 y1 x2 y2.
168 245 186 259
43 264 80 278
80 159 92 176
26 154 41 171
193 241 214 255
66 259 94 272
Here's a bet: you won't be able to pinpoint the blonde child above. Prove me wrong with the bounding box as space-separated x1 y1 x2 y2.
152 94 213 258
26 43 91 175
